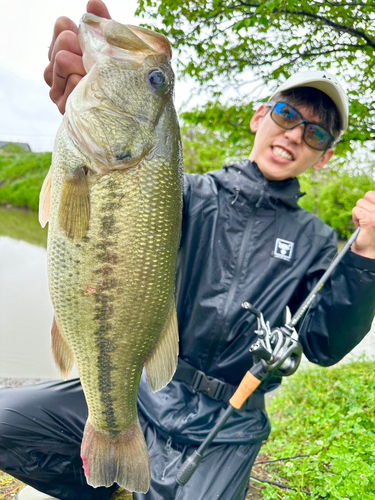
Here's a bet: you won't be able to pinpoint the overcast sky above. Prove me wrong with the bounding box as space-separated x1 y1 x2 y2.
0 0 194 151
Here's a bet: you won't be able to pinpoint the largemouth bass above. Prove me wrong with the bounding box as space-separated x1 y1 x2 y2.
39 13 183 493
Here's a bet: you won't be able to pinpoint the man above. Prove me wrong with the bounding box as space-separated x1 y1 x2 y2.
1 1 375 499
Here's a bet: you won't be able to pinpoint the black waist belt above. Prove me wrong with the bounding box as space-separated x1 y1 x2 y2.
173 359 265 411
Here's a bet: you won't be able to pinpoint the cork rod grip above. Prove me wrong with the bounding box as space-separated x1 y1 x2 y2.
229 371 263 410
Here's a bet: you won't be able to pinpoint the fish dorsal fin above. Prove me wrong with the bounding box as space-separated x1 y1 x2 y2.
51 315 74 379
145 304 179 392
39 167 52 228
58 166 90 241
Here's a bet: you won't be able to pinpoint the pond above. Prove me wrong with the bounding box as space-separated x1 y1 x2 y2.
0 207 78 380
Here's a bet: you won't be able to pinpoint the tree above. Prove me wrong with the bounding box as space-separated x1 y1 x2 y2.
181 120 252 174
137 0 375 156
298 171 375 238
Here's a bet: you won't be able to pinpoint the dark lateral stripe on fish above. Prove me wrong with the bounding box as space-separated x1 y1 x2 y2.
97 336 118 429
93 197 124 430
94 284 117 429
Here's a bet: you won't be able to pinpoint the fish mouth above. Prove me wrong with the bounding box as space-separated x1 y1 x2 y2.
79 14 172 73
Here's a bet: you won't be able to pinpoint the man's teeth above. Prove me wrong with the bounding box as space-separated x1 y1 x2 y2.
272 146 293 161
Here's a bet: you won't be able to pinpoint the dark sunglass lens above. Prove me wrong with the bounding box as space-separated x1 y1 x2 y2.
304 124 331 150
273 103 301 129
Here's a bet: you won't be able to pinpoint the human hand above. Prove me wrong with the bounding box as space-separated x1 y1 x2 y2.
44 0 111 114
351 191 375 259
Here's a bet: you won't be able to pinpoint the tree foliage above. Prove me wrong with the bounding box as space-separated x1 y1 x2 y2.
181 121 252 174
298 171 375 238
137 0 375 154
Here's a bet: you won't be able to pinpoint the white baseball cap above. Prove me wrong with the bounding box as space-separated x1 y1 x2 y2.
268 71 349 132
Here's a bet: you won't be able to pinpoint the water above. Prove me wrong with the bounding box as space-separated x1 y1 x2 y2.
0 208 78 380
0 208 373 381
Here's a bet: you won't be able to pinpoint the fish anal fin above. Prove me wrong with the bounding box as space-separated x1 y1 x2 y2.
51 316 74 380
145 305 179 392
81 420 150 493
58 166 90 241
39 167 52 228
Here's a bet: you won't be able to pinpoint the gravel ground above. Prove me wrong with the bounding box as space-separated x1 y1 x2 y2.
0 377 47 389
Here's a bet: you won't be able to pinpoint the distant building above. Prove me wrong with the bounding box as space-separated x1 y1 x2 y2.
0 141 31 152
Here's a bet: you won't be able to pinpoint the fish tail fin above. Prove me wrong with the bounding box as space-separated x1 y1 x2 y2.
81 420 151 493
51 316 74 379
145 304 179 392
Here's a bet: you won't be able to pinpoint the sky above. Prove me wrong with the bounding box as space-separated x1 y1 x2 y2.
0 0 195 151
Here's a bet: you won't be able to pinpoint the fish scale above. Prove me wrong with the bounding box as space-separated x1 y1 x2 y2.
40 13 183 493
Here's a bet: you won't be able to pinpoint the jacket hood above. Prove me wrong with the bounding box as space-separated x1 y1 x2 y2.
208 160 303 209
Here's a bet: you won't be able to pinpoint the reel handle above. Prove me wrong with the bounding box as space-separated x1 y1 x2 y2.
242 302 261 318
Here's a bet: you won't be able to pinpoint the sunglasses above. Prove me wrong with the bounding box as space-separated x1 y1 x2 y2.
268 101 334 151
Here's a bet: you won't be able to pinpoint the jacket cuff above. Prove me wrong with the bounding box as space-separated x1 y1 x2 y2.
343 249 375 272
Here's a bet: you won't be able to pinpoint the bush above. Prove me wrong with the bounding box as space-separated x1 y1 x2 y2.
299 173 375 239
0 143 28 154
181 122 250 174
0 152 51 211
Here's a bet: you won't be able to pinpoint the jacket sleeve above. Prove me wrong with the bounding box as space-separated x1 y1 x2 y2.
293 242 375 366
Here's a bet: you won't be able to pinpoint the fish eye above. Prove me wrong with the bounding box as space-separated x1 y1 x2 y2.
147 70 167 92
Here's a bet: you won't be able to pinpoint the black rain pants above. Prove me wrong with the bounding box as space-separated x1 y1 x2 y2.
0 379 262 500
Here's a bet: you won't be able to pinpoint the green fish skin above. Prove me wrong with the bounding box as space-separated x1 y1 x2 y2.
39 13 183 494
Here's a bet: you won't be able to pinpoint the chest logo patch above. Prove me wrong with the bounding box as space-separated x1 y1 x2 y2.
274 238 294 261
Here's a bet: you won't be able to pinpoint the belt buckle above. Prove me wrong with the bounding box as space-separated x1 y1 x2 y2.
191 370 226 401
191 370 204 392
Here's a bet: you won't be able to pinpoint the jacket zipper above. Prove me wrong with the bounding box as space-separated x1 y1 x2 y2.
204 203 260 371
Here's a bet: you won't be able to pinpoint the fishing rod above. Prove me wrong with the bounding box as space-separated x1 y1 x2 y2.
176 227 360 486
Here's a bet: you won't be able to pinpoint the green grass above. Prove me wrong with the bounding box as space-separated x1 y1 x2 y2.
253 360 375 499
0 148 51 212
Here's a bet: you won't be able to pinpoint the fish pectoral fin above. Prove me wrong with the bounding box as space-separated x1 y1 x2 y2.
81 420 151 493
39 167 52 228
58 166 90 241
51 315 74 379
145 304 179 392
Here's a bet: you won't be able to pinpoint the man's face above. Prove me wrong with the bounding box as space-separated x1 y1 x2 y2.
249 102 334 181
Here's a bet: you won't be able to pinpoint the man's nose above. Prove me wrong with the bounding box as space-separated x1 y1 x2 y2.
284 124 304 144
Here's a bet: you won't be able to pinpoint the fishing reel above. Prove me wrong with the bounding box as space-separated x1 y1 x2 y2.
242 302 302 377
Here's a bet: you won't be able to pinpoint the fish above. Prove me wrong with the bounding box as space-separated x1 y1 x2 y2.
39 13 183 493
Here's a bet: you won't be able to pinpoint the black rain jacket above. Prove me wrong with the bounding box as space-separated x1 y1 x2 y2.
138 160 375 445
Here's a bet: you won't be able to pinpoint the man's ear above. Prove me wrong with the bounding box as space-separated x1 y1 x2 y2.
312 148 334 171
250 105 268 133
